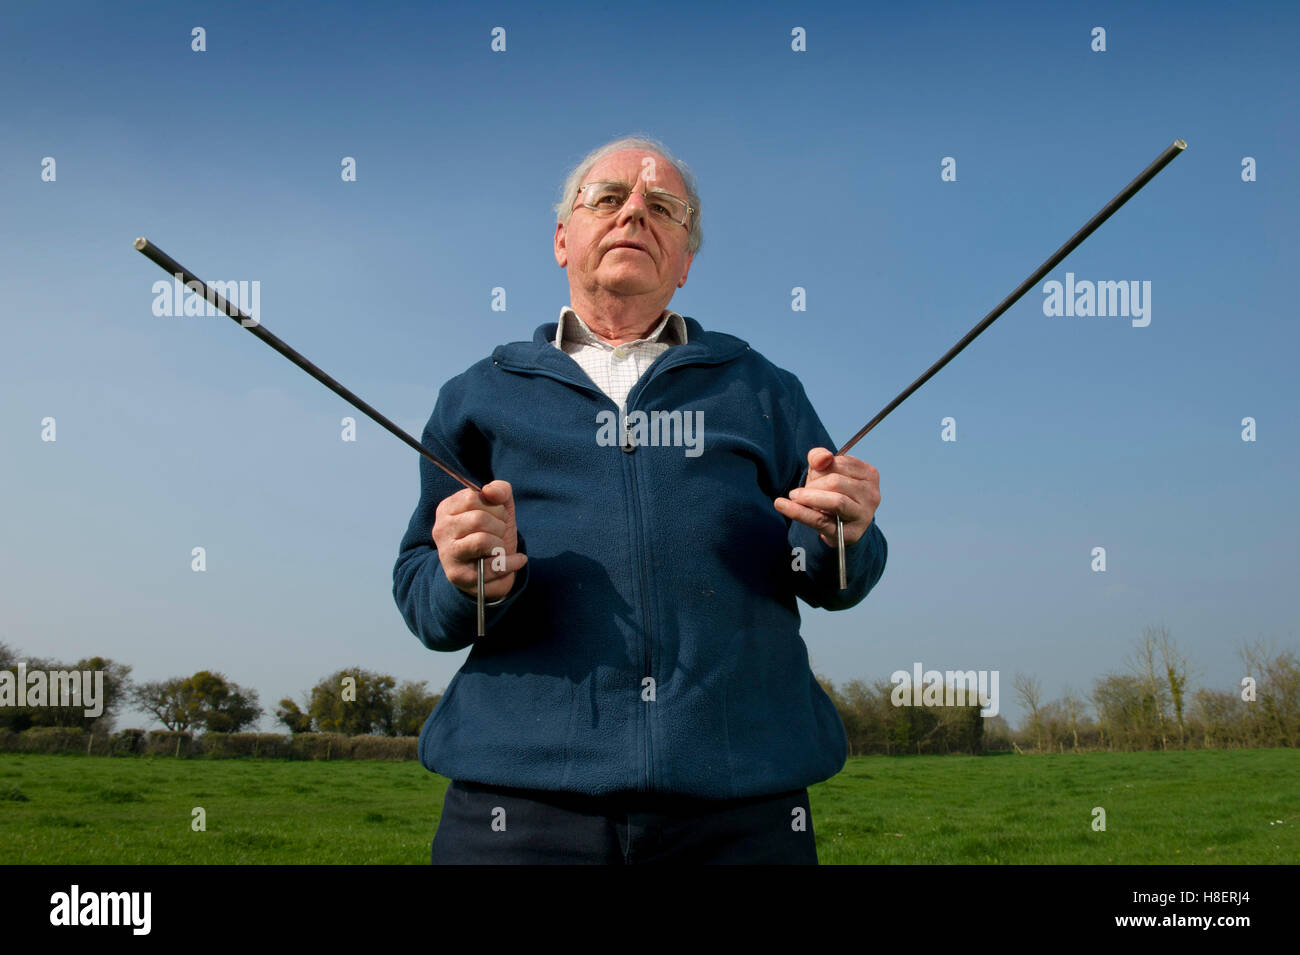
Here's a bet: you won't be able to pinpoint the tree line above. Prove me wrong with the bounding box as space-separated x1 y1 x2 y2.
4 626 1297 756
816 627 1299 755
1006 628 1298 752
0 642 441 741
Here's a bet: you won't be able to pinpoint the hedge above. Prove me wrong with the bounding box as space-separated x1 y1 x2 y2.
0 728 420 760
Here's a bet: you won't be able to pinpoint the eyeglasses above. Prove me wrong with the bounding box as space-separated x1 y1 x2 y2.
574 180 693 228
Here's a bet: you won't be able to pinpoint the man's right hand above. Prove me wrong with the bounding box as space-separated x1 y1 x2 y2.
432 480 527 599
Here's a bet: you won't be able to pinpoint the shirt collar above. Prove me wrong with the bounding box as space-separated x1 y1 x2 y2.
555 306 688 350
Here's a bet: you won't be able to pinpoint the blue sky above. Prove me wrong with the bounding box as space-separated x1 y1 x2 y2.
2 0 1296 731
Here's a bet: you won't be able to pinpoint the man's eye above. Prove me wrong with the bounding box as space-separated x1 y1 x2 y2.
649 201 673 217
595 193 623 206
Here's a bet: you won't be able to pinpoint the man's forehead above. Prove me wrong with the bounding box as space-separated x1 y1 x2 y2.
588 149 686 193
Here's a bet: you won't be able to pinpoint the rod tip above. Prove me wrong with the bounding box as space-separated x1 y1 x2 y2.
1174 139 1187 150
133 237 147 250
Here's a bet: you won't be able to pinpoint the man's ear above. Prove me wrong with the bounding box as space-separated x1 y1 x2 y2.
554 221 568 268
677 251 695 288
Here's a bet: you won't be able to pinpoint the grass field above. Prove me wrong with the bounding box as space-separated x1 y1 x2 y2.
1 750 1296 864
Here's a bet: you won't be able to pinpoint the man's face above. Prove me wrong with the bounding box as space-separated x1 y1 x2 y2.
554 149 695 304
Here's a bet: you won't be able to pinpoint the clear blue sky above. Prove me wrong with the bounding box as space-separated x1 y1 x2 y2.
2 0 1296 731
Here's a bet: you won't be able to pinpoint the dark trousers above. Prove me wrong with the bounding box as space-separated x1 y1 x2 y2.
431 779 818 865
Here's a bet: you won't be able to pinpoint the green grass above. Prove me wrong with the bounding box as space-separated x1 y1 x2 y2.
0 749 1296 864
0 756 442 864
813 750 1300 864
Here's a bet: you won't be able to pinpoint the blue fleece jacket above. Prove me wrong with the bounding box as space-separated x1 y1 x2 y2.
393 315 887 799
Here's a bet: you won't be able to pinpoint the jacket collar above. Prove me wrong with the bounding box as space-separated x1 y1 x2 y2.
491 315 750 383
555 307 689 349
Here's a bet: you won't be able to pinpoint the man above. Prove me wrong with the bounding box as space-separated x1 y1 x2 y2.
393 135 887 864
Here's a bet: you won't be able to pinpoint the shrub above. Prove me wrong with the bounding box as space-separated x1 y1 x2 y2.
348 735 418 761
202 733 293 759
15 727 86 754
109 728 147 756
145 730 194 757
289 733 352 760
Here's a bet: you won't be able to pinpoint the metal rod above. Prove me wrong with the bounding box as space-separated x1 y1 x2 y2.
133 236 491 634
837 139 1186 459
835 515 846 590
477 558 486 636
816 139 1186 589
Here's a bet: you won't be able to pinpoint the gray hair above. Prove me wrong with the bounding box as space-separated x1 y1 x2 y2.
553 134 702 255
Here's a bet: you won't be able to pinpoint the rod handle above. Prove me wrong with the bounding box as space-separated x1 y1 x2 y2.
476 558 486 636
836 515 847 590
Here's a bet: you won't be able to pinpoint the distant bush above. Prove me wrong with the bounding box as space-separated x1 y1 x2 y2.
7 727 88 754
290 733 353 760
109 728 147 756
348 735 418 761
145 730 194 757
202 733 293 759
0 727 420 760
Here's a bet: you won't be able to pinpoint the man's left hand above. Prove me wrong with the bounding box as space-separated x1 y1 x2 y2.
774 448 881 548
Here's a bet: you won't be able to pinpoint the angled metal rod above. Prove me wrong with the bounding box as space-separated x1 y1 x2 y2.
133 236 491 634
817 139 1186 589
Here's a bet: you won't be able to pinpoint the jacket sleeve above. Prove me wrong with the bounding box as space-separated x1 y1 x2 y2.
392 371 530 652
777 372 887 612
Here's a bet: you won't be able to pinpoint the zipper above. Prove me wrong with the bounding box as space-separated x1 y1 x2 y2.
494 353 651 788
623 437 655 792
493 341 750 793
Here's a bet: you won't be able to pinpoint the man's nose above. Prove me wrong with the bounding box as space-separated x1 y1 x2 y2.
617 189 650 224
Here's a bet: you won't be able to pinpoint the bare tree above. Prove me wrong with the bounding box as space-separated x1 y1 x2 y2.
1240 638 1300 747
1013 673 1044 752
1060 686 1088 751
131 678 196 731
1189 687 1247 748
1126 627 1174 749
1092 672 1146 751
1151 627 1194 747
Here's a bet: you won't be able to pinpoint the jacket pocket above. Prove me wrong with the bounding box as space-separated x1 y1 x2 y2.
419 669 463 770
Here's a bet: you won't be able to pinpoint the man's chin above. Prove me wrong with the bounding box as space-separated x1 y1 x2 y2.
594 272 661 297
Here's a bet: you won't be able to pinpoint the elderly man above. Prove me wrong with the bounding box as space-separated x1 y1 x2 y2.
393 135 886 864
